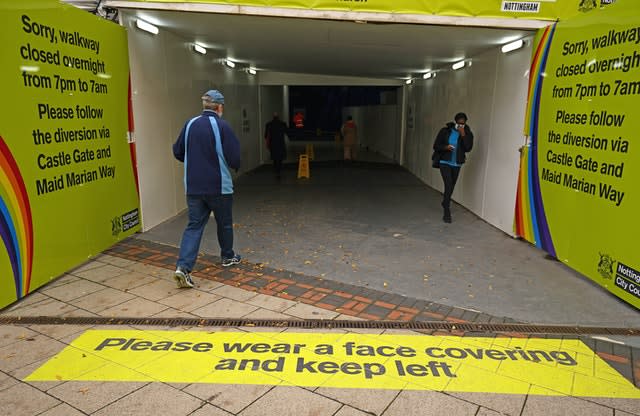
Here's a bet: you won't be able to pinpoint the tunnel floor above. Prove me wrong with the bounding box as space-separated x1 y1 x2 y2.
139 151 639 330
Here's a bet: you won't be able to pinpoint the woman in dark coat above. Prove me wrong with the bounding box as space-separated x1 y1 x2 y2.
432 112 474 223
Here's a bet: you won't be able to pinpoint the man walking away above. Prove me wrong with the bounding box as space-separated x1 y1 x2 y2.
264 112 288 179
172 90 242 288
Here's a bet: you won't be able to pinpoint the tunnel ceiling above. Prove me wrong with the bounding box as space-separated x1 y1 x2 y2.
120 8 534 80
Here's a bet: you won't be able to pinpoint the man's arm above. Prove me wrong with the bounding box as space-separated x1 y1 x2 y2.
173 125 186 162
221 122 241 170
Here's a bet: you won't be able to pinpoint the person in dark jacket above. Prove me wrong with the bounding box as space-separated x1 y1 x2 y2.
264 112 288 178
432 112 474 223
172 89 241 288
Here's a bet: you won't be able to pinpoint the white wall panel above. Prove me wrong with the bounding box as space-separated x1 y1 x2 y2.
403 41 532 235
123 12 260 230
342 105 400 162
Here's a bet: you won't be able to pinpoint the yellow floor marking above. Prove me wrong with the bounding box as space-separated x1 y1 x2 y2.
25 330 640 398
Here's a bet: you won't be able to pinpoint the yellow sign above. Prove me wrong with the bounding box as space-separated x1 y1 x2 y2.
298 154 310 178
515 0 639 307
26 330 640 398
0 0 140 308
119 0 611 22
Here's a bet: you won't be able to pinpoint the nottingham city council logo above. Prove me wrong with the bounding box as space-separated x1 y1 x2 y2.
111 215 122 236
597 253 615 279
578 0 597 11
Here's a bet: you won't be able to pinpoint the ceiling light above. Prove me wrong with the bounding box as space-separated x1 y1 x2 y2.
135 19 158 35
405 78 413 85
247 67 257 75
501 39 524 53
193 44 206 55
422 72 434 79
452 60 466 70
224 59 236 69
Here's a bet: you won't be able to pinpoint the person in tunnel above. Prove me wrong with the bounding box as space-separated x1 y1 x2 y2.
432 112 474 223
341 115 358 161
264 112 288 179
172 89 242 288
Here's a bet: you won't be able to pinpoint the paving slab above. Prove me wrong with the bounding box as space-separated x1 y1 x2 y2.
126 278 184 302
191 404 235 415
0 382 60 416
101 271 159 291
184 383 272 414
38 403 87 416
315 387 400 415
584 397 640 415
0 370 18 392
69 287 136 313
335 406 377 416
211 285 259 302
283 303 340 320
158 290 222 313
99 297 170 317
191 298 259 318
521 395 614 416
382 390 478 416
246 293 299 312
0 334 66 373
91 382 202 416
238 386 342 416
71 264 128 282
47 381 147 413
40 279 106 303
449 392 526 415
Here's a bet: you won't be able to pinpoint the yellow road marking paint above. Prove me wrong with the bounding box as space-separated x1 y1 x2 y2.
25 330 640 398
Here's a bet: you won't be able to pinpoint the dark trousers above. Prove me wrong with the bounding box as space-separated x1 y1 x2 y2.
273 159 283 175
439 164 461 216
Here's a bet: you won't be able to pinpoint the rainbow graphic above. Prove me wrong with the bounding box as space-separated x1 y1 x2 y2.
0 136 34 300
514 24 557 257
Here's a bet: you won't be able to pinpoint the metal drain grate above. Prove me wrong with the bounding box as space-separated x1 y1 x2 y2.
0 316 638 336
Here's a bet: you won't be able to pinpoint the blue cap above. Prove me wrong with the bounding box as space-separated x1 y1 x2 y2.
203 89 224 104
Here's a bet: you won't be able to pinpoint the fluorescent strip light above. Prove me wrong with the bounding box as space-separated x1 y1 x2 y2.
501 39 524 53
422 72 434 79
193 44 206 55
452 60 466 70
248 68 257 75
136 19 158 35
224 59 236 69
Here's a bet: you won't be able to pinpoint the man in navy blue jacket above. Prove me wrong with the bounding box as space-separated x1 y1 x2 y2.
172 90 241 288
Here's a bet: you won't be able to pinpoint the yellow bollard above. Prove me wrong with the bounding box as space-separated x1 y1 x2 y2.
305 143 315 161
297 154 310 179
